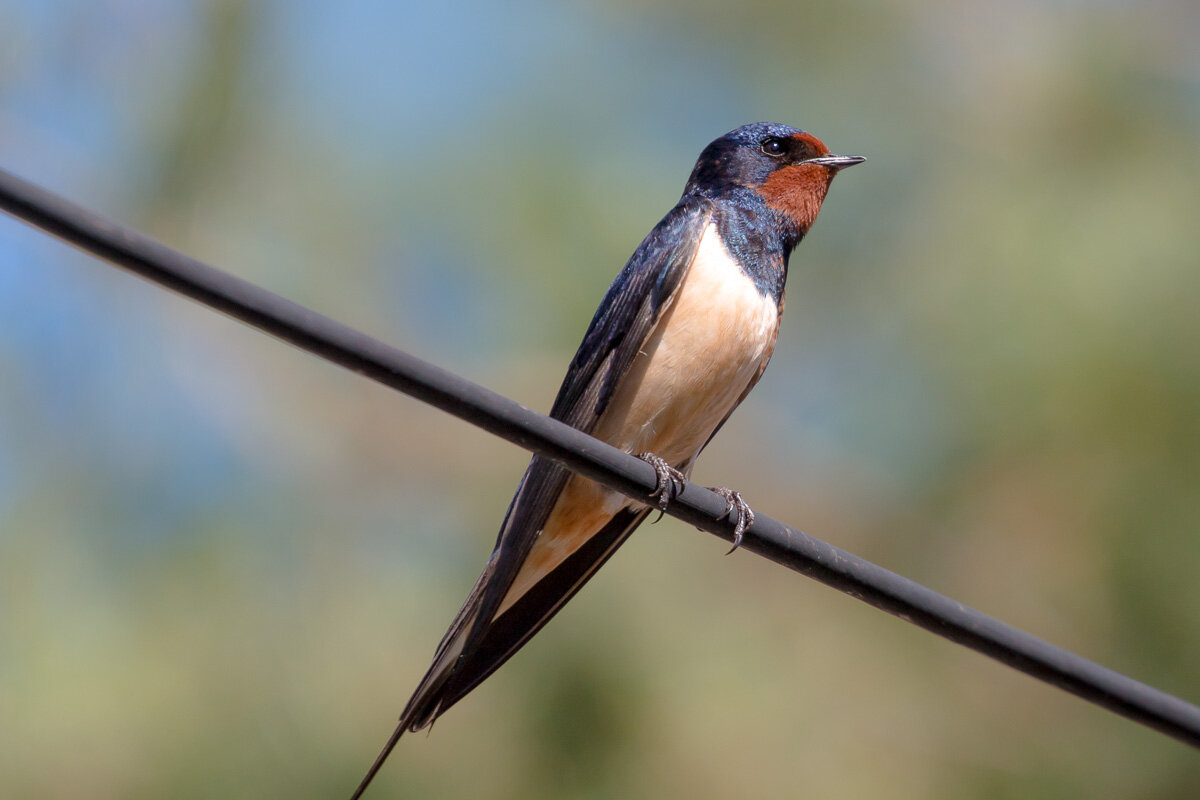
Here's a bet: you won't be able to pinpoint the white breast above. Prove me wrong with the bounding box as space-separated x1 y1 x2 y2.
593 221 780 469
496 226 781 613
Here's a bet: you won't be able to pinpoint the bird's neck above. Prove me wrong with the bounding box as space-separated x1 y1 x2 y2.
711 192 791 304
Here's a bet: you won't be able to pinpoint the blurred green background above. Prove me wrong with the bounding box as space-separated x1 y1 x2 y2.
2 0 1199 797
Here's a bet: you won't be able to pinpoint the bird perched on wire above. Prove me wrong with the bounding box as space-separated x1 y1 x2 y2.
350 122 863 798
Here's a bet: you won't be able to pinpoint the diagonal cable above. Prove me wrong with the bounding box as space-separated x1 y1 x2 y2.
2 166 1199 749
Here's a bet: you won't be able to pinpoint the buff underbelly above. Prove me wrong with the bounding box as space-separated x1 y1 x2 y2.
497 224 779 614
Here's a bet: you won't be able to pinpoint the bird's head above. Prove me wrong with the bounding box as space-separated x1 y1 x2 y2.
686 122 864 238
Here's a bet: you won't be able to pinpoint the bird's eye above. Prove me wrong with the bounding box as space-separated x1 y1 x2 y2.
761 137 787 157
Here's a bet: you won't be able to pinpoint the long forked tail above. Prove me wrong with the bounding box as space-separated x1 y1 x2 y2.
348 656 460 800
345 580 485 800
348 718 408 800
345 505 649 798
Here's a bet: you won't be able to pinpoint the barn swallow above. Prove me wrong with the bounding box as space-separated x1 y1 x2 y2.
350 122 862 798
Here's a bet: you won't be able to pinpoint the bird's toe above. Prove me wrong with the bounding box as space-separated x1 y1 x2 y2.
708 487 754 553
634 452 687 518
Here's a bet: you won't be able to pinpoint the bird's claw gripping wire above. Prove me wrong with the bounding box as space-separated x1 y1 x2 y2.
635 452 686 522
709 487 754 554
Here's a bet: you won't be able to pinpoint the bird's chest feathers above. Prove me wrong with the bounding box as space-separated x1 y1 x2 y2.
596 223 780 463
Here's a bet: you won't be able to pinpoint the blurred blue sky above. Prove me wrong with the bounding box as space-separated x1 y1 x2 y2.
4 0 1198 538
4 0 1199 569
0 0 884 534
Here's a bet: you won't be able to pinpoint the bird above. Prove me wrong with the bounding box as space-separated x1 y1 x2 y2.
349 122 863 798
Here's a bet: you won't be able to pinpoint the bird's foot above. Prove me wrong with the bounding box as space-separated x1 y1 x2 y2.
709 487 754 554
634 452 686 522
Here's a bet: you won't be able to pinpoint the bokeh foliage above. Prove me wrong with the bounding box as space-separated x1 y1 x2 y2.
2 0 1199 797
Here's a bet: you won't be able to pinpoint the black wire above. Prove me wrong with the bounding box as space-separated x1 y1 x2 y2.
3 166 1199 750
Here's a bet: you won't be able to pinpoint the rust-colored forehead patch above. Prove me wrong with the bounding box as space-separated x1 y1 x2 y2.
792 131 830 157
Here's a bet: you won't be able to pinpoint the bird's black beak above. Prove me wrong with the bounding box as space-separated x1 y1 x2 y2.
805 154 866 171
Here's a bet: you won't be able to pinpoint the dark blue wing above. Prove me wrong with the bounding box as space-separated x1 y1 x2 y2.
550 197 715 427
398 197 714 730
